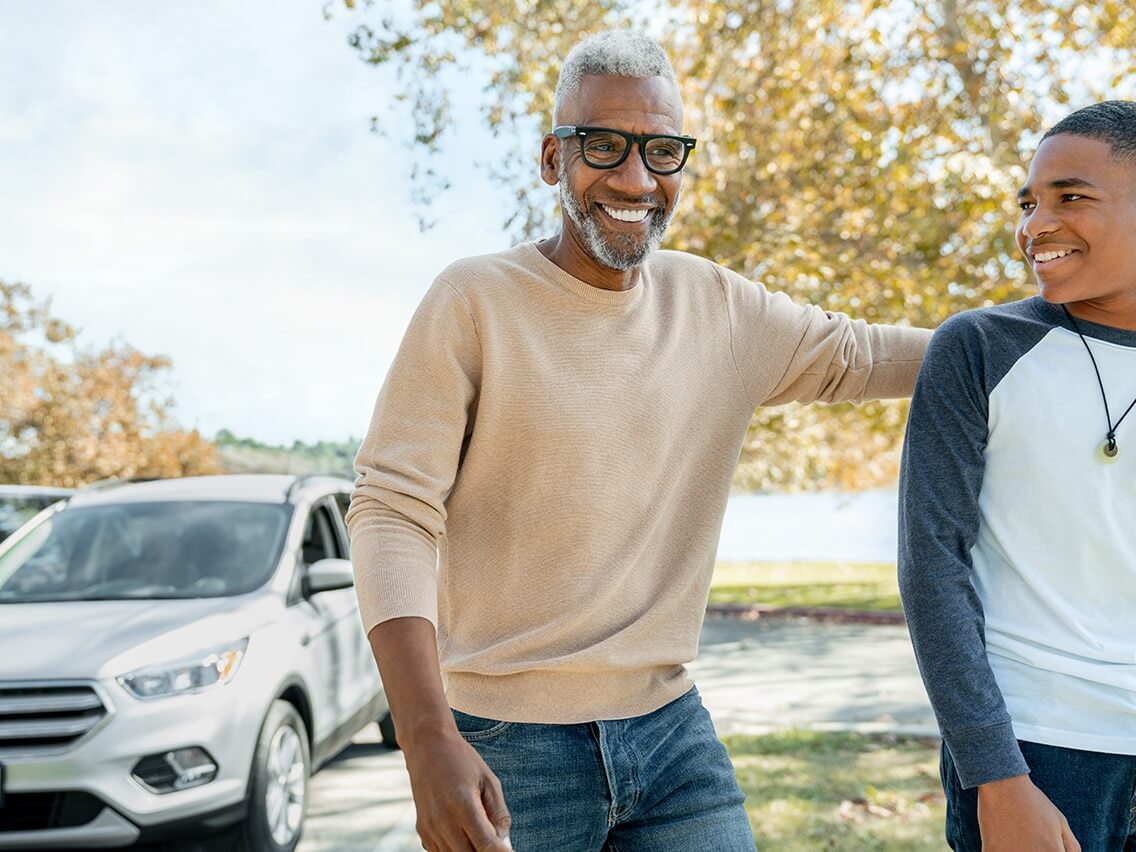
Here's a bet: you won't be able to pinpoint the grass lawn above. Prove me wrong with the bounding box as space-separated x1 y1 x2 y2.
726 730 945 850
709 561 902 612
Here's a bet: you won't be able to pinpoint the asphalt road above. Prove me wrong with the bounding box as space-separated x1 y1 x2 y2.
297 615 936 852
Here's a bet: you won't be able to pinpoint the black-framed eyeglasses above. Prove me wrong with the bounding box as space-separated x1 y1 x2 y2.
552 125 697 175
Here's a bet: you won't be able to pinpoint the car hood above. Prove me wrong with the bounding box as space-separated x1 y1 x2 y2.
0 596 280 681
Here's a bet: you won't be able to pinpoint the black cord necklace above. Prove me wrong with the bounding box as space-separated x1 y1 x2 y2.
1061 304 1136 462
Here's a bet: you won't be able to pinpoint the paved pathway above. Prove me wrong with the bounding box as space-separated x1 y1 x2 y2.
300 736 417 852
298 615 936 852
693 615 935 736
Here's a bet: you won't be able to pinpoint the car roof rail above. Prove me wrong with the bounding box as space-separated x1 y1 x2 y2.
285 472 350 501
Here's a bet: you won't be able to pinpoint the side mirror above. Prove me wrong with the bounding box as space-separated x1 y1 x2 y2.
306 558 355 593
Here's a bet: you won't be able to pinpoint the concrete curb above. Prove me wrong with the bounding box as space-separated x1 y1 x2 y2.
706 603 906 625
717 720 942 740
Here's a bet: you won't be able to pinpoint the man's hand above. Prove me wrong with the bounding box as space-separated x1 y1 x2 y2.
365 617 512 851
977 774 1080 851
403 725 512 852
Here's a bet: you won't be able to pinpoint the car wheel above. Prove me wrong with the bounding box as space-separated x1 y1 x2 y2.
378 711 400 750
239 700 310 852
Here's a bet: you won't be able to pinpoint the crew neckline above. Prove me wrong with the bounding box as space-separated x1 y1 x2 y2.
520 242 644 307
1032 296 1136 348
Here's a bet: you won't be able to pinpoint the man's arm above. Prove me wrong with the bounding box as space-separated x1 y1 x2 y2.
370 617 511 851
347 278 510 850
897 315 1076 851
715 264 932 406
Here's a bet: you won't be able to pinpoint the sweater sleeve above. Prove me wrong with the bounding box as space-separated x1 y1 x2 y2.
716 266 931 407
346 278 481 634
897 315 1029 788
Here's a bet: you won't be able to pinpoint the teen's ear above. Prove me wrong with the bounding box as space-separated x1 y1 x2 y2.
540 134 560 187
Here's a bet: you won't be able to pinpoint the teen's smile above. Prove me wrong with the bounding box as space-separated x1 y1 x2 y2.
1027 244 1080 272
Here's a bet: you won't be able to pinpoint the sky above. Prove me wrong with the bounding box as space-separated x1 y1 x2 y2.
0 1 515 446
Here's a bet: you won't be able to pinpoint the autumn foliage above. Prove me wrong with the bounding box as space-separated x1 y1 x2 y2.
0 280 219 487
340 0 1136 490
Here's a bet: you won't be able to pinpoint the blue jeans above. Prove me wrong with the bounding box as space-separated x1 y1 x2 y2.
451 687 755 851
941 739 1136 851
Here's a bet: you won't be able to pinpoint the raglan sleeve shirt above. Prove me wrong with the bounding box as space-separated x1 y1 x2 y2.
897 313 1030 788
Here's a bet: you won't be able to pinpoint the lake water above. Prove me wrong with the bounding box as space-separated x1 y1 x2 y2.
717 488 898 563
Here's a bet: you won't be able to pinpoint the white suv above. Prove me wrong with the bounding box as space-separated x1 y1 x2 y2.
0 474 392 851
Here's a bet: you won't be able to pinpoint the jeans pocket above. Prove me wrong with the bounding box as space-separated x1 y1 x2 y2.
451 708 514 742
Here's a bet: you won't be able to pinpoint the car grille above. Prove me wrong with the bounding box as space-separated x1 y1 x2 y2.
0 682 109 754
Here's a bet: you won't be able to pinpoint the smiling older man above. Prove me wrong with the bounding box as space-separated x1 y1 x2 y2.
347 29 931 852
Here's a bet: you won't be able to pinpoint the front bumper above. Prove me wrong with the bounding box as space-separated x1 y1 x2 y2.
0 677 264 849
0 806 140 850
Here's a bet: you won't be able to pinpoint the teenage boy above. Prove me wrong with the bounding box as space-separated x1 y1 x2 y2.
899 100 1136 852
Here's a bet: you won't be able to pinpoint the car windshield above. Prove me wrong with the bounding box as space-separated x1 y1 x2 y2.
0 501 292 602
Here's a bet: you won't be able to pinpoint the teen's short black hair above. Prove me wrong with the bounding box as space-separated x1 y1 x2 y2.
1042 100 1136 163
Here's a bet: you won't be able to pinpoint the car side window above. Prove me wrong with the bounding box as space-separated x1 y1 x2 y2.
329 492 353 557
301 504 342 564
333 493 350 523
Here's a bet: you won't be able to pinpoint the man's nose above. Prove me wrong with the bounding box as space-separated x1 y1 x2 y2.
606 145 658 194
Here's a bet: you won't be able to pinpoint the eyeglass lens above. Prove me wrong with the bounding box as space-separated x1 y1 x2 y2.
580 130 687 173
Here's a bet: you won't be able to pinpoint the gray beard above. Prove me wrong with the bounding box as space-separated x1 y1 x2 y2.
558 160 676 271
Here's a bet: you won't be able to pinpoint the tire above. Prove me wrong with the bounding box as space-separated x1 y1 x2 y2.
378 711 400 750
237 700 311 852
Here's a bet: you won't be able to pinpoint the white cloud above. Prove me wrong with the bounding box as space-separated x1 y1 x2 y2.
0 0 516 445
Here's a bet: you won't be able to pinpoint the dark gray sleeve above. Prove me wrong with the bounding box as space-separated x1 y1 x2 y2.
897 313 1030 789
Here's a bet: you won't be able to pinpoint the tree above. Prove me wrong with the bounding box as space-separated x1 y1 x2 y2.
0 280 220 487
337 0 1136 490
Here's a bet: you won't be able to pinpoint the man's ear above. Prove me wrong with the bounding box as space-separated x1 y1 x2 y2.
539 135 560 187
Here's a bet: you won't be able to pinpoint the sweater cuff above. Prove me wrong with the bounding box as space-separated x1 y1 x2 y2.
943 720 1030 789
349 526 439 634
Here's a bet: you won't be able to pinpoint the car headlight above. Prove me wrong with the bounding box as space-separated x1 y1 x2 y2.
118 639 249 700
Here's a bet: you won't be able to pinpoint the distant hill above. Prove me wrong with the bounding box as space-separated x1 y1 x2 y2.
214 430 359 478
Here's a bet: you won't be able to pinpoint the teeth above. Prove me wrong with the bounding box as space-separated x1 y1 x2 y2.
600 204 650 223
1034 250 1071 263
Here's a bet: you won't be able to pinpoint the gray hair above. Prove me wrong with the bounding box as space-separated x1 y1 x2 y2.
553 30 678 122
1041 100 1136 164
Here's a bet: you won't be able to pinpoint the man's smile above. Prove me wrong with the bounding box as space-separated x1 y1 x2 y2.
598 203 651 223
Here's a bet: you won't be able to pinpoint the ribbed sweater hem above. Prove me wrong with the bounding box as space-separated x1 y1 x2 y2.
445 665 693 724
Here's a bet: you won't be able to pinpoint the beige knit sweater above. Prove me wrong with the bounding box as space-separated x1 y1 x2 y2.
348 242 930 723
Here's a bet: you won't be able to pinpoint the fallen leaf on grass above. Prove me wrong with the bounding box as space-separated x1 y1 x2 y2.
837 797 899 821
